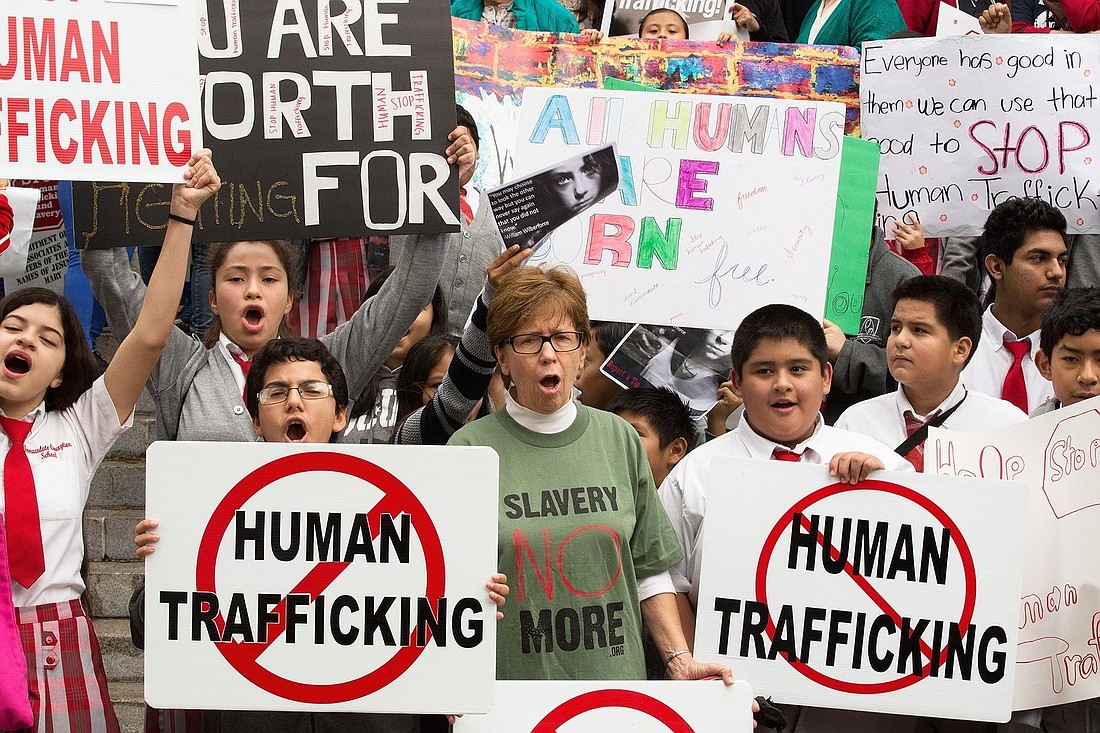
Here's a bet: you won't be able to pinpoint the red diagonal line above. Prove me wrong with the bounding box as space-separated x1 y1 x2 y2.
800 514 936 663
216 493 407 661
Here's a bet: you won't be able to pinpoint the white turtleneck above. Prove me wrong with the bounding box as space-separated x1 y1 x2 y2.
504 390 578 434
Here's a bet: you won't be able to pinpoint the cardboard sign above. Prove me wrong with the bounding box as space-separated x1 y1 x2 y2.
73 0 459 247
455 680 755 732
861 36 1100 237
694 459 1027 721
512 87 844 331
927 396 1100 710
143 443 498 713
1 0 201 182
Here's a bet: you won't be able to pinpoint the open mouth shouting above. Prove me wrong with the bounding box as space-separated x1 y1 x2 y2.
242 305 266 334
539 373 562 396
3 351 31 378
284 418 308 443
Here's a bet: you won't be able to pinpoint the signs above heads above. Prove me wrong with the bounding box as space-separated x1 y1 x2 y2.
861 35 1100 237
601 0 733 37
454 680 755 732
513 87 845 331
72 0 460 247
928 395 1100 711
693 459 1028 721
1 0 202 182
143 442 499 714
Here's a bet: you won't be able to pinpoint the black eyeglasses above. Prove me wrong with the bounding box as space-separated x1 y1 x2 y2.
257 380 334 405
502 332 584 354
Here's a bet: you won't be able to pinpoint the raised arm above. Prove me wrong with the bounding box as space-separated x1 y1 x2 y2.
394 245 532 445
103 152 220 423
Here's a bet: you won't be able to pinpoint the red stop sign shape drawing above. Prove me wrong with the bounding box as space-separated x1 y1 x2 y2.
531 689 695 732
755 479 977 694
195 452 446 704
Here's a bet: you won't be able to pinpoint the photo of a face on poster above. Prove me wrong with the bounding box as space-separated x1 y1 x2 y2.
601 324 734 419
487 144 620 251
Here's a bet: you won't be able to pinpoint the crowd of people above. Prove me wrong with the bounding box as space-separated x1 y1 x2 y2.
2 1 1099 732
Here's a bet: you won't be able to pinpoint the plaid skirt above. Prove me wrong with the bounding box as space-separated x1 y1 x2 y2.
13 600 120 733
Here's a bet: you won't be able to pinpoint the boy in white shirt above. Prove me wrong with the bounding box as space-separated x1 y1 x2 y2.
961 198 1068 414
837 275 1027 470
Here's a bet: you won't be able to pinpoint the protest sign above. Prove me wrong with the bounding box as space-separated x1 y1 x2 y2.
601 324 732 418
0 187 41 279
935 3 984 36
455 680 754 732
601 0 735 37
452 19 861 192
143 442 498 713
73 0 459 248
861 36 1100 237
826 137 879 335
2 181 68 293
928 396 1100 710
513 87 844 330
694 459 1027 721
1 0 201 183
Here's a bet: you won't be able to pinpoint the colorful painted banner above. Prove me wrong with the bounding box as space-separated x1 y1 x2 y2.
452 19 861 192
73 0 459 247
694 459 1027 720
144 442 499 713
861 36 1100 237
927 396 1100 710
1 0 201 182
512 87 845 330
455 680 754 732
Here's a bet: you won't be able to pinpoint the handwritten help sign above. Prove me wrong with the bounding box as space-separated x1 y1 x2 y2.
513 88 844 331
861 36 1100 237
928 396 1100 711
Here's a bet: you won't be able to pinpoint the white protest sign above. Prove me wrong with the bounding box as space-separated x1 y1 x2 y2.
936 2 984 35
455 680 754 732
862 36 1100 237
0 188 41 277
513 87 844 331
3 181 67 292
144 442 498 713
2 0 201 182
694 459 1027 721
928 395 1100 710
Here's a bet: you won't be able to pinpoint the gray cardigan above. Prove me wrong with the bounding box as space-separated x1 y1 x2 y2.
82 234 447 441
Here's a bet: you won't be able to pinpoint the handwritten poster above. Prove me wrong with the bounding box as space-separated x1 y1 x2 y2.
861 36 1100 237
827 137 880 335
695 459 1027 720
1 0 201 182
73 0 459 247
928 396 1100 710
513 87 844 330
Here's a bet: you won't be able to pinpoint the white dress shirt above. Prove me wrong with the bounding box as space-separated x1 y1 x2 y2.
0 377 132 607
835 380 1028 453
961 307 1054 414
657 415 913 605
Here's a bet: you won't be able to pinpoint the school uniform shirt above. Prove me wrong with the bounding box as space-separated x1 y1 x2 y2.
657 414 913 607
1 377 132 607
834 381 1028 457
961 308 1054 415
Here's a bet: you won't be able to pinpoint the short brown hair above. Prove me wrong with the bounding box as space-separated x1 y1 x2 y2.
202 240 300 348
487 266 592 347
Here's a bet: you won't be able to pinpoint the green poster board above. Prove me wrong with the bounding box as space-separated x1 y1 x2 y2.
827 137 881 334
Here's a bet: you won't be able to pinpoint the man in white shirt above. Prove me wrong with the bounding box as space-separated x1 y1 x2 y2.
961 198 1067 414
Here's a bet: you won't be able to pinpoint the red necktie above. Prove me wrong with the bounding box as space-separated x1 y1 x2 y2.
772 448 802 462
902 411 940 473
0 416 45 589
459 187 474 226
1001 338 1031 413
230 351 251 403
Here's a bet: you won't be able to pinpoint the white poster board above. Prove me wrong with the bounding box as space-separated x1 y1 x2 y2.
861 36 1100 237
928 395 1100 710
144 442 499 714
455 680 755 732
2 0 202 182
513 87 844 331
694 459 1027 721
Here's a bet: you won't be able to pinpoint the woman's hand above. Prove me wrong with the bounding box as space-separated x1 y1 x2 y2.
134 519 160 558
578 28 605 43
170 149 220 219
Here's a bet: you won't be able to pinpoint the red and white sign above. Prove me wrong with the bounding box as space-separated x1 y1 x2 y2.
694 459 1027 721
455 680 754 732
0 187 41 277
144 442 498 713
2 0 201 182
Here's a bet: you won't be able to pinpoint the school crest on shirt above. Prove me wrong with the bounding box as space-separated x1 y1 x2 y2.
855 316 882 344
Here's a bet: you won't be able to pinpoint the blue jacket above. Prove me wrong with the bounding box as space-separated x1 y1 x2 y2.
451 0 581 32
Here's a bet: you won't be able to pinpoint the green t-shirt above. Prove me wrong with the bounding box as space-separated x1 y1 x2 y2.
449 405 682 680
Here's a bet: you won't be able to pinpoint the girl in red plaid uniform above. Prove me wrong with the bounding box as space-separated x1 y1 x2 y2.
0 153 219 733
